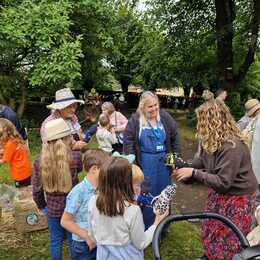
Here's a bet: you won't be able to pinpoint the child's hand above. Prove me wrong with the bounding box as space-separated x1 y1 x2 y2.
110 127 115 134
85 237 96 251
39 207 48 216
154 209 169 226
73 140 87 150
81 230 96 251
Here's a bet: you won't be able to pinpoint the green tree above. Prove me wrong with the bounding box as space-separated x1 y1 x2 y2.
107 1 147 93
69 0 116 91
147 0 260 91
0 0 83 115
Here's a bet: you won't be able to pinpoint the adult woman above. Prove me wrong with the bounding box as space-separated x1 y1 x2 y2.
33 118 83 260
123 91 181 229
101 101 128 152
174 92 257 260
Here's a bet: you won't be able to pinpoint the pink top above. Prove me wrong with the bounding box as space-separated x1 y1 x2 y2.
110 111 128 133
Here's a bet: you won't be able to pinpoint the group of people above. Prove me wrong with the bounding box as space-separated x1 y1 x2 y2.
34 117 169 260
0 87 260 260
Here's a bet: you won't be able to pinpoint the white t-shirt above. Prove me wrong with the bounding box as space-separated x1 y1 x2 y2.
88 196 156 250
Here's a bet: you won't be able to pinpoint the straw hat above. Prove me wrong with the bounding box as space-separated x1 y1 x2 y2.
45 118 71 141
47 88 84 110
245 99 260 117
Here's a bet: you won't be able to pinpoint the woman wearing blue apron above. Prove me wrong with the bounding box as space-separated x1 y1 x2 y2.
140 122 171 228
123 91 181 229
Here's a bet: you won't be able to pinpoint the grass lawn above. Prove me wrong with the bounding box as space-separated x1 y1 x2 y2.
0 121 203 260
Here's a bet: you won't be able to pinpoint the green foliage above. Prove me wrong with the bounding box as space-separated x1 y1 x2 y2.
145 0 259 94
144 0 217 90
107 2 148 91
225 92 245 120
242 52 260 97
0 0 83 106
187 112 198 128
69 0 117 90
30 37 83 86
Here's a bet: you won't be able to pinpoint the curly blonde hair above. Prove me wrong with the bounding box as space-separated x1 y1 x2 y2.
196 92 246 153
0 118 25 147
137 91 160 126
40 136 72 193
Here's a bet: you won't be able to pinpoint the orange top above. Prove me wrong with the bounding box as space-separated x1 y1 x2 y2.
2 139 32 181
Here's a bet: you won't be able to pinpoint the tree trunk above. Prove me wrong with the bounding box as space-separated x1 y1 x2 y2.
17 82 28 117
234 0 260 85
214 0 235 91
120 76 132 94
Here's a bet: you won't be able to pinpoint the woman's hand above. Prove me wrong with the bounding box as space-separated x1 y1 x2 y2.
173 167 194 182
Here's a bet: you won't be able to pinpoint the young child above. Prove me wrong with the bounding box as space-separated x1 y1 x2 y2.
0 118 31 199
132 164 154 207
96 113 117 153
32 118 83 260
61 149 110 260
132 164 177 213
88 157 168 260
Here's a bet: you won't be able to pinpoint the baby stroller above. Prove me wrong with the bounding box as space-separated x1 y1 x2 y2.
152 212 260 260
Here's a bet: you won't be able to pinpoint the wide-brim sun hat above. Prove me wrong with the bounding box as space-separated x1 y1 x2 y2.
45 118 72 141
47 88 84 110
245 99 260 117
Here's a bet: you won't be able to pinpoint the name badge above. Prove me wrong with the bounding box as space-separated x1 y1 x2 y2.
156 145 164 151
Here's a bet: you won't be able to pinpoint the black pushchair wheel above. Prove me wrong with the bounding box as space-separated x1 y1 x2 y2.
152 212 260 260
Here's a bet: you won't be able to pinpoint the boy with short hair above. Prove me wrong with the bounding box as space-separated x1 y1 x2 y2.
96 113 117 153
61 149 110 260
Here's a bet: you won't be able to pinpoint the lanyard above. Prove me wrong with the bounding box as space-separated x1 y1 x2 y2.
148 121 161 140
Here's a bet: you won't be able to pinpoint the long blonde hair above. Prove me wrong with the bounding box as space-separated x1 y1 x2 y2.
0 118 26 148
196 91 245 153
137 91 160 126
40 136 72 193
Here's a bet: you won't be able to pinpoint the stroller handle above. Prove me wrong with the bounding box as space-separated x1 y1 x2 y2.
152 212 250 260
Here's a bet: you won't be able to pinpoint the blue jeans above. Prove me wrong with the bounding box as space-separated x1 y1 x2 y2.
71 240 97 260
47 217 72 260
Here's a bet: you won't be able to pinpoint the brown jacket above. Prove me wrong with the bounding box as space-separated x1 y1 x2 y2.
192 139 258 195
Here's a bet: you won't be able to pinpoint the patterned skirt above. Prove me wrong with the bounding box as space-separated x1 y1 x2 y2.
202 189 256 260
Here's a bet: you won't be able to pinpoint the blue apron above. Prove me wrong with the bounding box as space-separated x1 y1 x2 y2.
139 122 171 229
